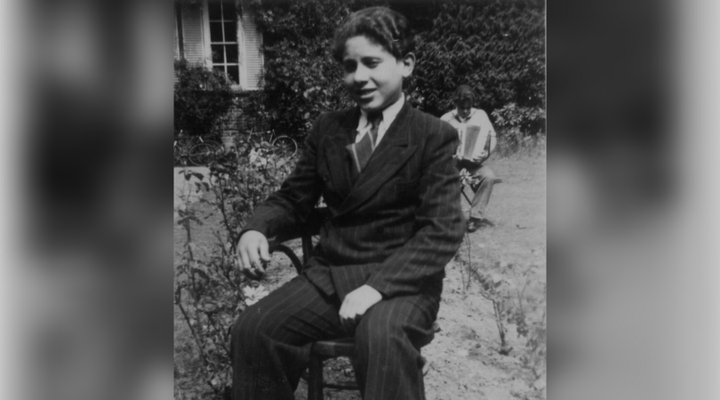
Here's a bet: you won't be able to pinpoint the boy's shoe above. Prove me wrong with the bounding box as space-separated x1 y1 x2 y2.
467 217 494 232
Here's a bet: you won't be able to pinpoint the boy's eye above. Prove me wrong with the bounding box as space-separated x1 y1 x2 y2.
343 61 357 73
364 59 380 68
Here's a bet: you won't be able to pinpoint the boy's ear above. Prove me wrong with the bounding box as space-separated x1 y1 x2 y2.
400 53 415 78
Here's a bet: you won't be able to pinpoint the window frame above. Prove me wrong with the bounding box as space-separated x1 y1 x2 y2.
202 0 246 90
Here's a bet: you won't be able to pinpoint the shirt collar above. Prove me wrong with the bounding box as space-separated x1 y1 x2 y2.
357 94 405 131
453 107 476 123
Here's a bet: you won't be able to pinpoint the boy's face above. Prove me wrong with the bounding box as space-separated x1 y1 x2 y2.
342 35 414 113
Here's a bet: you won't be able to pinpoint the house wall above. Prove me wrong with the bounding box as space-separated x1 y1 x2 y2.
217 96 269 136
175 1 263 89
175 1 265 135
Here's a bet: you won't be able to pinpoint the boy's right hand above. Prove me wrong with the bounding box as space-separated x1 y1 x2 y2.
236 230 270 279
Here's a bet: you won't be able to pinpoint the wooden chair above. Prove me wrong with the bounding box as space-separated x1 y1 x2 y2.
266 208 358 399
266 208 429 400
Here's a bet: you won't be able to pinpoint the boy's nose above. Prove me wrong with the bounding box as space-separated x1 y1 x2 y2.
353 65 369 83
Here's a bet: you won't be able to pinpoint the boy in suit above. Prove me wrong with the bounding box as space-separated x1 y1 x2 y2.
232 7 465 400
441 85 498 232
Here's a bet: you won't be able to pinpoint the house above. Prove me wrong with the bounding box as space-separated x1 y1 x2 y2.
174 0 263 91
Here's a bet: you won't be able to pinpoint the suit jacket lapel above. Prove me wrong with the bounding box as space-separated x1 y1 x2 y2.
323 108 358 199
336 102 417 217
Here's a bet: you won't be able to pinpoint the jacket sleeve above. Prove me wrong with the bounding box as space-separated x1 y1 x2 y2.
241 116 324 238
365 120 466 298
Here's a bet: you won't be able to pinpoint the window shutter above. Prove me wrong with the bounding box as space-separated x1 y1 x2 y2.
180 3 206 64
241 9 263 90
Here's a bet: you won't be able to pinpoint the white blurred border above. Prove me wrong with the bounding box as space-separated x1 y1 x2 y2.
0 0 24 399
677 0 720 397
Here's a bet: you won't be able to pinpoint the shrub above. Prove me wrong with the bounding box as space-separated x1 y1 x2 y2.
491 102 546 157
209 136 297 244
174 59 235 136
244 0 366 139
174 135 296 399
462 256 547 399
242 0 544 141
413 0 545 117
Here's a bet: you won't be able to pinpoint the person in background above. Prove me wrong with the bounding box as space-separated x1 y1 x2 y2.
441 84 498 232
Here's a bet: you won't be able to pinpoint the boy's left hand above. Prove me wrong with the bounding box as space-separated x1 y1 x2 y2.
339 285 382 330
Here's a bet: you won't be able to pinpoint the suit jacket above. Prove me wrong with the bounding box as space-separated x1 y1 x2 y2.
243 101 466 301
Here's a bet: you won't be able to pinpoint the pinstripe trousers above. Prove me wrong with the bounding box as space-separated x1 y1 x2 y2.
231 275 439 400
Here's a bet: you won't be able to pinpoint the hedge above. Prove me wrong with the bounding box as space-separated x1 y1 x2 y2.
243 0 545 140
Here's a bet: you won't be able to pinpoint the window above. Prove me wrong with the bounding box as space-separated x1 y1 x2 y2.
207 1 239 85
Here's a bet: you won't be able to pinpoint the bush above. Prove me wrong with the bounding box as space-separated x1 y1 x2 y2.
458 252 547 399
491 103 546 157
174 135 296 399
209 136 297 243
491 102 546 157
244 0 367 139
413 0 545 117
243 0 544 141
174 59 235 136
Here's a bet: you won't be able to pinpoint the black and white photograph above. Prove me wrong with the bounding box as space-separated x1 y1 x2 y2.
173 1 545 399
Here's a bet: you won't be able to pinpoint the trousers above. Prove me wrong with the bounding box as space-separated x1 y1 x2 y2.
457 160 496 220
231 275 439 400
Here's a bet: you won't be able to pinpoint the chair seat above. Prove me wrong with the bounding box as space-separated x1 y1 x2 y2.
311 337 356 358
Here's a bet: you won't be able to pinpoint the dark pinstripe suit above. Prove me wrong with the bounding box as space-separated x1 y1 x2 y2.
232 101 465 399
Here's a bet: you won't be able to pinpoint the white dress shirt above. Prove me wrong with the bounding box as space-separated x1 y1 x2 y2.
354 94 405 145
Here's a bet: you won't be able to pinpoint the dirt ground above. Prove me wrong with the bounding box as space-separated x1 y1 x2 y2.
174 153 546 399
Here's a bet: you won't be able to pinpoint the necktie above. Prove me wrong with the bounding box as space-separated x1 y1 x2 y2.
347 112 382 173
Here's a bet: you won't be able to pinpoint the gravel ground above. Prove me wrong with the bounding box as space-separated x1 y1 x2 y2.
174 154 546 399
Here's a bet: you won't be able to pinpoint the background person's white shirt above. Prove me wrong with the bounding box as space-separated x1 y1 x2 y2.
441 107 497 160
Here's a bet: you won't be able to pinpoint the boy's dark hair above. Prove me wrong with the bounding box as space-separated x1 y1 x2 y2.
332 7 415 62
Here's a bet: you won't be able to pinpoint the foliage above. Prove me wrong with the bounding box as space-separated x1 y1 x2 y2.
244 0 372 138
212 89 271 134
175 203 244 400
470 261 546 398
491 102 546 157
208 136 297 243
174 136 296 399
174 59 235 136
457 236 546 399
243 0 545 141
413 0 545 117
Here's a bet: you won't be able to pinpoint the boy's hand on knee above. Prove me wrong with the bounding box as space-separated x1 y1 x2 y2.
339 285 383 330
236 230 270 280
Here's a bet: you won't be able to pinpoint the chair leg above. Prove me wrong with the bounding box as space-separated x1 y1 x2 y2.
307 355 324 400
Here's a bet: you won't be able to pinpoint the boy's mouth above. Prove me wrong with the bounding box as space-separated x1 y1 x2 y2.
356 88 376 98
